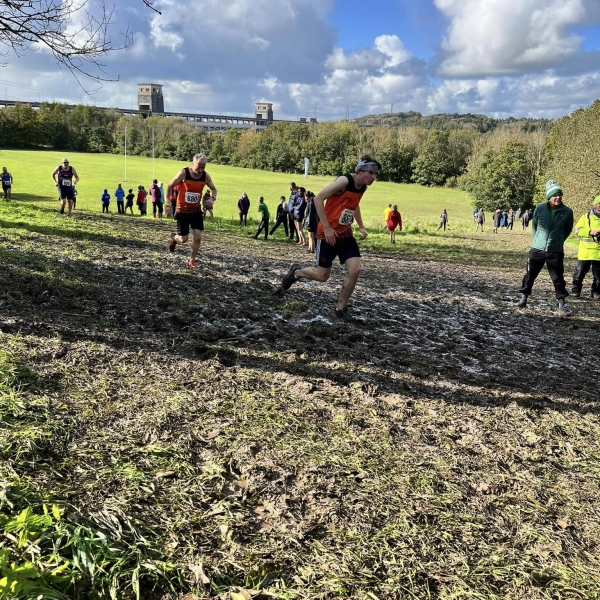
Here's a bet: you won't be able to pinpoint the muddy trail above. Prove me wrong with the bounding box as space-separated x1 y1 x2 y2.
1 210 599 599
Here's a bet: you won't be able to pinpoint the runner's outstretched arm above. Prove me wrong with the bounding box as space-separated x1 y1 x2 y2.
353 205 368 238
166 169 186 199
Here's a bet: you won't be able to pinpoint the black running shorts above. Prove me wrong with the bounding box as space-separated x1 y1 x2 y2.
59 185 74 201
315 236 360 269
176 211 204 236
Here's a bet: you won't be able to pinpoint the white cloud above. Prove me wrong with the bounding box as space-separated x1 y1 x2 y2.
374 35 411 68
435 0 593 77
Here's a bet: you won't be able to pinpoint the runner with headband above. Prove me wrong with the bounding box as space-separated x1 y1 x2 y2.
279 155 381 319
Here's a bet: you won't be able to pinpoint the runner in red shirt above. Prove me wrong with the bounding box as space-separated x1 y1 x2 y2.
280 155 381 319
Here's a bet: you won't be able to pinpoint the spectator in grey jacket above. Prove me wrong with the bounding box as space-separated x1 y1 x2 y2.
475 208 485 232
517 180 574 314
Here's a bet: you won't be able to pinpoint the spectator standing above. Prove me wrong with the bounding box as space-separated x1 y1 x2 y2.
507 209 515 230
169 184 178 218
1 167 13 200
304 192 319 253
475 208 485 232
571 197 600 298
500 211 507 228
115 183 125 214
136 186 146 215
253 197 270 239
517 180 574 314
493 209 501 233
203 189 215 220
72 186 78 210
437 209 448 231
270 196 290 237
288 182 299 242
294 187 307 246
101 189 111 213
238 192 250 226
521 209 530 230
516 207 522 221
125 189 135 215
472 208 478 223
387 205 402 244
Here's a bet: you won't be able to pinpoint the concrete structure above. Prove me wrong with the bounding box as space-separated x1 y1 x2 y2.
0 97 317 132
137 83 164 114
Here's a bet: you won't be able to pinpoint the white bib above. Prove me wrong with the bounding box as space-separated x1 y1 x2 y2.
339 208 355 226
61 180 72 187
185 192 200 204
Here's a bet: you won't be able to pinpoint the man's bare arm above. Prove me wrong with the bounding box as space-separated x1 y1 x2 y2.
313 176 348 229
51 166 59 182
354 205 368 238
72 167 80 184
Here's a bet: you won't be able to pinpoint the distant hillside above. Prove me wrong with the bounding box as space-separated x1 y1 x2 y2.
351 111 554 133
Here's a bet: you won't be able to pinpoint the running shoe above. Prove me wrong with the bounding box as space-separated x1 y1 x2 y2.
557 301 570 315
517 294 528 308
281 264 300 290
188 259 197 268
169 234 177 253
335 307 349 320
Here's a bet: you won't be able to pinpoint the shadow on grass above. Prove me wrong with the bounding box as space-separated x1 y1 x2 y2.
0 240 597 417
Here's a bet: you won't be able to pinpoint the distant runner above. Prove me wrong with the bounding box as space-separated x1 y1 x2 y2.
166 154 217 268
280 155 380 319
1 167 13 200
51 158 79 216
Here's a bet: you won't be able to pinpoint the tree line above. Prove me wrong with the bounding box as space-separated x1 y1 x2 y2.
2 100 599 215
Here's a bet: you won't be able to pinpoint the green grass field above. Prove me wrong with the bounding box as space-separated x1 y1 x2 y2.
0 149 574 264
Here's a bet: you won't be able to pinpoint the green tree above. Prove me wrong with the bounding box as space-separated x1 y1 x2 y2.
411 130 454 186
464 141 535 210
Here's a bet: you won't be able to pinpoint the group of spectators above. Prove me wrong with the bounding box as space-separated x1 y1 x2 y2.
472 207 534 232
240 183 320 253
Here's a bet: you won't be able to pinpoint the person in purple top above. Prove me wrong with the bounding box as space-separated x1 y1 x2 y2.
149 179 163 219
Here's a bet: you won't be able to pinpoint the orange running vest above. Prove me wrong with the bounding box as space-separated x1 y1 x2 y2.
176 168 207 214
316 173 366 240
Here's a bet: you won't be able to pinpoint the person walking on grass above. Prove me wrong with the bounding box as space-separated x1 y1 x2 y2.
253 197 270 239
517 180 574 314
238 192 250 226
437 209 448 231
521 209 530 230
125 189 135 215
52 158 79 216
115 183 125 214
507 209 515 230
167 153 217 268
475 208 485 232
270 196 290 237
571 197 600 299
280 155 380 319
2 167 13 200
387 205 402 244
203 189 215 220
101 189 111 213
149 179 163 219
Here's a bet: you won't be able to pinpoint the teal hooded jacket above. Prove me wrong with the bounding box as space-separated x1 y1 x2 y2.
531 202 574 252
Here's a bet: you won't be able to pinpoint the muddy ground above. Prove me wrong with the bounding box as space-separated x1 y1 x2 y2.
1 210 599 599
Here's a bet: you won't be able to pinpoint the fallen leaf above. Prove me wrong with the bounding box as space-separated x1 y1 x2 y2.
156 471 176 479
207 429 221 439
234 479 249 489
556 519 569 530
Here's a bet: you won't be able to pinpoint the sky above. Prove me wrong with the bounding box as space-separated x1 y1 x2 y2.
4 0 600 121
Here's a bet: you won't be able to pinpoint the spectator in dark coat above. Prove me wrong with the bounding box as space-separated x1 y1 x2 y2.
493 209 501 233
238 192 250 226
303 191 319 252
288 182 298 241
293 187 307 246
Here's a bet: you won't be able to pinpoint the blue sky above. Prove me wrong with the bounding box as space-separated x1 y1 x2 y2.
4 0 600 121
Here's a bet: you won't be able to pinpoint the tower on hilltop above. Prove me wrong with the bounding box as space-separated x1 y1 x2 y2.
138 83 164 114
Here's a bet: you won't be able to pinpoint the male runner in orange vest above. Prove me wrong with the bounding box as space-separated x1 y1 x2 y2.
280 155 381 318
166 154 217 267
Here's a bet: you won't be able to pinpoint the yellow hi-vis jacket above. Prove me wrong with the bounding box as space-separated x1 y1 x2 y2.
575 211 600 260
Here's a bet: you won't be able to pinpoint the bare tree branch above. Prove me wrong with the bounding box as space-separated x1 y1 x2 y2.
0 0 156 92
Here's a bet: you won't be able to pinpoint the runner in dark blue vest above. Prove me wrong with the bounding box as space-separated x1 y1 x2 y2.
51 158 80 216
1 167 13 200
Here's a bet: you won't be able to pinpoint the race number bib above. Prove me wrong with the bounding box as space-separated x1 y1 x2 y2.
339 209 355 226
185 192 200 204
61 180 72 187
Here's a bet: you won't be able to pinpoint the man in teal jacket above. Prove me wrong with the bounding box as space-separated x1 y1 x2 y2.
518 180 574 314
